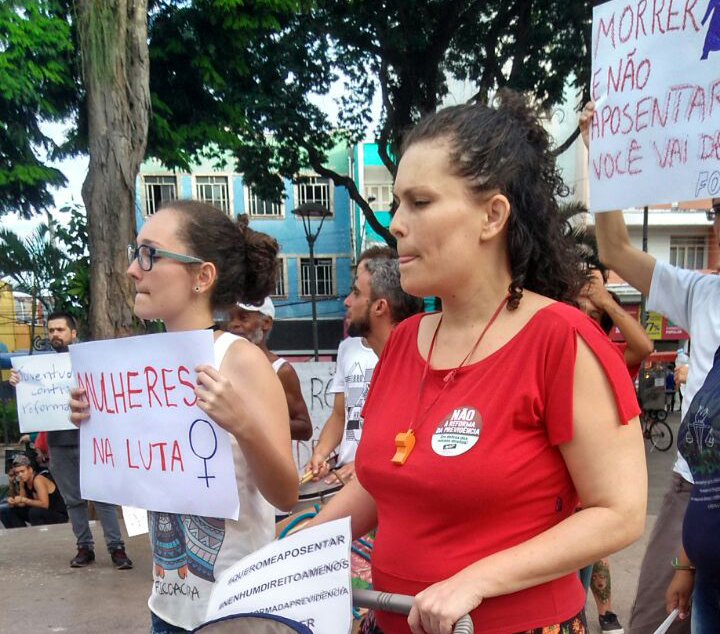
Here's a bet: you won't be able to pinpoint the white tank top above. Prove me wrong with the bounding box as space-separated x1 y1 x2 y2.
271 357 287 374
148 332 275 630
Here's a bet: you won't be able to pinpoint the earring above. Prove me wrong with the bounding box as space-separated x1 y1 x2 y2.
194 286 200 293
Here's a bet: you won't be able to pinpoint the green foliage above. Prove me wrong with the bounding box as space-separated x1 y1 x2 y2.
0 203 89 328
0 0 78 217
50 203 90 324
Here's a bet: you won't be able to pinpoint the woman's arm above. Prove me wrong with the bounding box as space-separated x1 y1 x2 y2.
408 336 647 634
195 339 298 511
302 477 377 540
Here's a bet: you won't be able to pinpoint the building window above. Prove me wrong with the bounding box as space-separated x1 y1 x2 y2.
195 176 229 212
246 187 282 217
272 258 287 298
296 176 331 211
364 184 393 211
143 176 177 215
670 236 706 270
300 257 334 297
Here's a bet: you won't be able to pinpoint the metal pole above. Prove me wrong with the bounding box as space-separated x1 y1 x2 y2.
639 205 649 327
308 237 319 361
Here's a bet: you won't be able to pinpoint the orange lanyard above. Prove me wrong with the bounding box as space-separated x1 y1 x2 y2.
391 295 510 465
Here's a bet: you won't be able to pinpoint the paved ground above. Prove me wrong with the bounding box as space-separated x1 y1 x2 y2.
0 413 684 633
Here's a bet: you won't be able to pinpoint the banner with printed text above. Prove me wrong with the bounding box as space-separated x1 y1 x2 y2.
590 0 720 212
11 353 76 433
69 331 240 519
205 517 352 634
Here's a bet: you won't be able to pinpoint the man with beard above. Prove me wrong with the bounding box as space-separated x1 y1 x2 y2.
10 312 132 569
306 249 423 483
226 297 312 441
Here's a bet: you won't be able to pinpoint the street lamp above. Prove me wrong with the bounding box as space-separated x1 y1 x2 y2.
292 202 332 360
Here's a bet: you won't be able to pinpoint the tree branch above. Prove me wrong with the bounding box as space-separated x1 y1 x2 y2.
304 146 396 248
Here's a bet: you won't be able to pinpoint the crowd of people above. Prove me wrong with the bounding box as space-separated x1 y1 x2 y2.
3 89 719 634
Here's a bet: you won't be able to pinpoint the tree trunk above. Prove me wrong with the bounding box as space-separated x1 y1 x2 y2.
76 0 150 340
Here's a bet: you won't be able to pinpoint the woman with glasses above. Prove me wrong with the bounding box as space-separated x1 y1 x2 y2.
71 200 298 634
305 91 647 634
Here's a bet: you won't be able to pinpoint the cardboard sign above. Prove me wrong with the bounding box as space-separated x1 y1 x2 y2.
11 353 76 433
69 331 240 519
590 0 720 212
205 517 352 634
290 362 336 473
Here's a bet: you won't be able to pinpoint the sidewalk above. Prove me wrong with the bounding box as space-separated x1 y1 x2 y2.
0 413 683 633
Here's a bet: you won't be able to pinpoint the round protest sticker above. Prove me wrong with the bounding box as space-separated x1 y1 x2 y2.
431 406 482 457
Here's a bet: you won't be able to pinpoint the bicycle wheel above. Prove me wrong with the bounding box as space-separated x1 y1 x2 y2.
649 420 673 451
655 408 668 422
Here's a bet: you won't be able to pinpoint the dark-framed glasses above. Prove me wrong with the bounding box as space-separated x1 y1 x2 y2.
127 244 204 272
707 202 720 222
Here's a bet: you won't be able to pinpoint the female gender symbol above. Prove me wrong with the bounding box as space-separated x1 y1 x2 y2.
189 419 219 487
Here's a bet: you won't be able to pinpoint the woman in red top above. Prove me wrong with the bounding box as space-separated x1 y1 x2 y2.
307 90 647 634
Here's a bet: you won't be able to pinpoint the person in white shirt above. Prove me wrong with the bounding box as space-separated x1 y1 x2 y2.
306 247 423 483
581 101 720 634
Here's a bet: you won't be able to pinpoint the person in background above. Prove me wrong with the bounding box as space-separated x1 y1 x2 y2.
306 247 423 484
581 101 720 634
0 454 68 528
577 268 654 634
10 312 132 570
227 297 313 441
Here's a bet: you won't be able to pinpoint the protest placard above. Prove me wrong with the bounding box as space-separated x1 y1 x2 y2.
11 353 76 433
205 517 352 634
589 0 720 212
290 362 335 473
69 330 240 519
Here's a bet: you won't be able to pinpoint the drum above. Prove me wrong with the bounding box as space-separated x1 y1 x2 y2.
275 476 343 537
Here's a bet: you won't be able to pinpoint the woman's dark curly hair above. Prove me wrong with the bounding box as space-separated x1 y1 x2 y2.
400 89 585 310
158 200 279 310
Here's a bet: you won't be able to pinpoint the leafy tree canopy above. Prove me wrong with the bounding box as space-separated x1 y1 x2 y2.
2 0 597 240
0 0 77 218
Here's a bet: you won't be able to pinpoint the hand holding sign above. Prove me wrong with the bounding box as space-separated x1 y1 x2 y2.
195 364 248 438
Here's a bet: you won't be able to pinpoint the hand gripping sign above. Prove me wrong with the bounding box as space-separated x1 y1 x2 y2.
69 330 240 519
589 0 720 212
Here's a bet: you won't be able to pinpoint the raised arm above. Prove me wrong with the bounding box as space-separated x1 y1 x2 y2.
579 102 656 295
586 271 654 366
277 363 313 441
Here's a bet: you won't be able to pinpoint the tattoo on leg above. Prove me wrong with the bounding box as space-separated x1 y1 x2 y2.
590 559 612 605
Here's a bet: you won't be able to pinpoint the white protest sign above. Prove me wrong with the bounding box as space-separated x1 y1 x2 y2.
122 505 149 537
589 0 720 212
69 330 240 519
290 362 335 473
11 353 76 433
205 517 352 634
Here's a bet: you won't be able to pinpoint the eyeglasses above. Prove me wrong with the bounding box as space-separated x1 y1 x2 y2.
708 203 720 222
127 244 204 272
